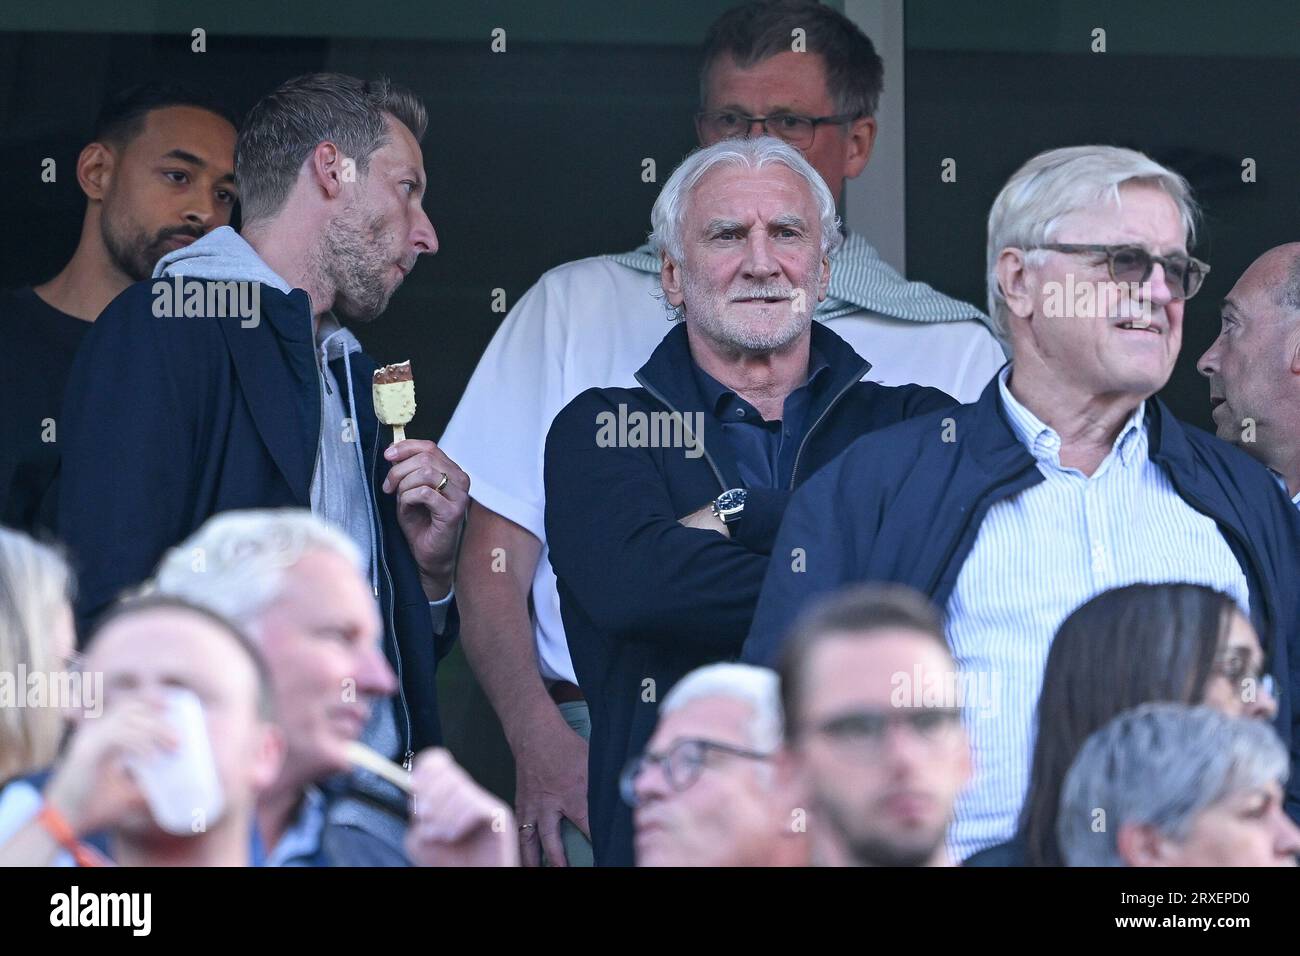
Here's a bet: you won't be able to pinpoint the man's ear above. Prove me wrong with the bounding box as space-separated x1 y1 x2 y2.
251 723 287 792
816 254 832 302
1288 324 1300 375
662 253 685 309
995 248 1036 326
843 116 877 180
77 142 115 203
1116 821 1174 867
309 141 349 200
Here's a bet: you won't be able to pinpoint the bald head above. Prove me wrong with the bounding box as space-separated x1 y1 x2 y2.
1197 243 1300 496
1254 243 1300 312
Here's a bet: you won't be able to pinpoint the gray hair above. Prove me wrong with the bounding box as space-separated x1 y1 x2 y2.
986 145 1198 342
660 663 784 755
0 528 73 779
152 509 361 634
1057 703 1288 867
650 137 843 266
236 72 427 226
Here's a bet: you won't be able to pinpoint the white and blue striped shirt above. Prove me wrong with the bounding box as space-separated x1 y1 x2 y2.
945 366 1250 861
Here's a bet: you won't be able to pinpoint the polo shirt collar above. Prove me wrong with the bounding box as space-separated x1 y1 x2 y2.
691 345 831 419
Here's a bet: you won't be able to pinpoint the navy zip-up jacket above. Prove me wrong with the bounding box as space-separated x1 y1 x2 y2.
544 321 956 865
742 374 1300 819
57 279 456 755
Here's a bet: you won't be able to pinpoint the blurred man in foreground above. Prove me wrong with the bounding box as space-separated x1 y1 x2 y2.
626 664 802 866
155 508 514 866
0 596 283 866
778 585 971 866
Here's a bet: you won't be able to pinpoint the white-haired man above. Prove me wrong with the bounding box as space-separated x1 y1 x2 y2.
625 663 802 867
744 145 1300 861
1058 704 1300 867
545 136 957 866
154 508 515 866
440 0 1001 868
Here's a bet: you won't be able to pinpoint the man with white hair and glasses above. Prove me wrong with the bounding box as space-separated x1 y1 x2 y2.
624 663 802 867
545 136 957 865
745 145 1300 862
1058 703 1300 867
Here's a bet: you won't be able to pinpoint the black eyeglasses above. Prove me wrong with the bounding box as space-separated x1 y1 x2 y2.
695 110 861 150
1024 243 1210 300
808 707 963 757
620 737 772 808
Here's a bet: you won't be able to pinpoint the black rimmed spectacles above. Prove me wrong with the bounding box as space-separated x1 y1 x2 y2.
620 737 772 808
695 110 862 150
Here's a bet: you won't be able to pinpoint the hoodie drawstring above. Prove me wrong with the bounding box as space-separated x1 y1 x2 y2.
340 352 381 593
318 330 381 594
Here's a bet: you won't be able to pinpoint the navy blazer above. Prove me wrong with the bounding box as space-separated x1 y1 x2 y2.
57 279 455 754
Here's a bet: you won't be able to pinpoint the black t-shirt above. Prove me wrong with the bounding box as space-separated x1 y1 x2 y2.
0 287 91 536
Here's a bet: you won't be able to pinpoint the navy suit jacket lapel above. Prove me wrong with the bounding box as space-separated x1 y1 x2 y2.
217 287 319 504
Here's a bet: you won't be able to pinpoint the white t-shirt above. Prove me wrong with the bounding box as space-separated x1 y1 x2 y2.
439 254 1006 684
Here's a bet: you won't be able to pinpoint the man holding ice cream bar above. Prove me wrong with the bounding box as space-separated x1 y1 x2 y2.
58 73 469 857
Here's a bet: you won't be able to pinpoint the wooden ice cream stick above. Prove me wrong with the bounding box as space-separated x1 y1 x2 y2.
345 740 414 795
392 424 406 442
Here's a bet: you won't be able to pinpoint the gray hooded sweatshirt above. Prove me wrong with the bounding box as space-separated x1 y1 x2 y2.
154 226 414 858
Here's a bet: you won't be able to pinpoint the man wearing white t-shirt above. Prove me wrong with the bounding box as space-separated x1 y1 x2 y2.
439 0 1003 867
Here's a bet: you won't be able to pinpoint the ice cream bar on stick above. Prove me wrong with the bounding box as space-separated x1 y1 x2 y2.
373 360 416 442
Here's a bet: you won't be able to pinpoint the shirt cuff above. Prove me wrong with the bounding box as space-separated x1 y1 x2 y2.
429 587 454 634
